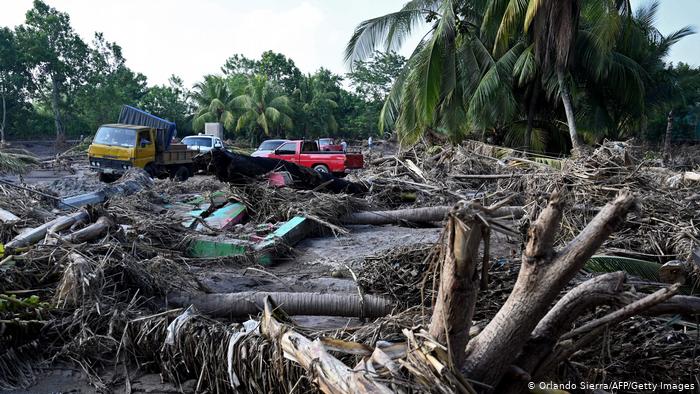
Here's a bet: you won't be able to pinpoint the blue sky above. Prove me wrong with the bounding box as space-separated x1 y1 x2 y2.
1 0 697 87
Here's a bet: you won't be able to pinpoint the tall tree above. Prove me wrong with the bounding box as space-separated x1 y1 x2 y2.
0 28 28 145
16 0 89 144
258 50 303 94
191 75 246 133
139 75 193 135
294 69 341 138
73 33 147 132
346 50 406 102
232 75 294 142
221 54 258 76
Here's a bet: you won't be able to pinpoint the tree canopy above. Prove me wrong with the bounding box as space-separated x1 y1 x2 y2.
0 0 697 152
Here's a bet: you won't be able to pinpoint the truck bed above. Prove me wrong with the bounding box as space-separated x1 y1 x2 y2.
156 143 198 164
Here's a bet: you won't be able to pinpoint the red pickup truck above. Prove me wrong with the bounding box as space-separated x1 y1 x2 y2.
259 140 364 175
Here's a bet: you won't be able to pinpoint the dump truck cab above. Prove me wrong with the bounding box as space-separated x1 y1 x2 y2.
88 124 156 172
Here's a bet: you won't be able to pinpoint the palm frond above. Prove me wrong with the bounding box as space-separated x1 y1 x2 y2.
0 151 38 174
345 0 438 65
493 0 528 56
585 255 661 282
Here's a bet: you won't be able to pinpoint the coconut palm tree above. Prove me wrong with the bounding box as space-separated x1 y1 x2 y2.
232 75 294 141
191 75 246 132
346 0 525 145
294 70 340 137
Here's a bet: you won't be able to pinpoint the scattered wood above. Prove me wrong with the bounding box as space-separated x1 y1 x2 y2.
5 209 90 251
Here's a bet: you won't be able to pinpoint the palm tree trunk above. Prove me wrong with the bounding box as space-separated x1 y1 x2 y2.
663 110 673 166
557 69 583 154
525 86 539 152
51 75 65 145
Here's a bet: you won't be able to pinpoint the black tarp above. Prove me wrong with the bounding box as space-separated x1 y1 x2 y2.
196 149 368 195
118 105 177 151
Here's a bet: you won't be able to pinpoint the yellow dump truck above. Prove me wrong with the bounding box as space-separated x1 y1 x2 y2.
88 106 197 182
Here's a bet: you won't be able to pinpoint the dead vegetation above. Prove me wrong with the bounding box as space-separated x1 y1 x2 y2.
0 140 699 393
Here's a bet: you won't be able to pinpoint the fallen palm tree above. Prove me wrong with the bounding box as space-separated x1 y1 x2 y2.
341 205 524 225
167 291 394 318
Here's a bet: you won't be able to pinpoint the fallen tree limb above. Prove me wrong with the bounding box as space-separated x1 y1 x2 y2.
535 283 681 378
511 272 627 383
341 206 524 225
5 209 89 251
61 216 113 243
561 283 681 341
167 291 394 318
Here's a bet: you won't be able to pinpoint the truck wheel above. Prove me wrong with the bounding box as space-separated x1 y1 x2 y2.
174 166 190 182
313 164 330 174
99 172 119 183
144 163 157 178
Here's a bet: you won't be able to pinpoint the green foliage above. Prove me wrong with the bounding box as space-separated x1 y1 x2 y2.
585 255 661 282
16 0 91 140
191 75 244 134
232 75 294 141
347 51 407 102
1 0 697 149
347 0 699 152
139 75 193 136
221 51 302 95
0 150 39 174
294 69 340 138
0 294 50 312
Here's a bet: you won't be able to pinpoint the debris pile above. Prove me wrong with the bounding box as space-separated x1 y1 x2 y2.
0 139 699 393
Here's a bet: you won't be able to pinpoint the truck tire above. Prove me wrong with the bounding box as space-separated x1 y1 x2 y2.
144 163 157 178
313 164 330 174
99 172 119 183
173 166 191 182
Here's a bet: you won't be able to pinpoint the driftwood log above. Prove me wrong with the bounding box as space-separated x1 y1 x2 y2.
167 291 394 318
61 216 113 243
341 205 524 225
5 209 90 251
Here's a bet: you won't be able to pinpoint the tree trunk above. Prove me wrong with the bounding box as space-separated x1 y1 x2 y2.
556 69 583 155
167 291 394 318
51 75 65 145
428 207 485 367
524 86 539 153
663 110 673 166
1 91 6 146
461 191 635 388
341 206 524 226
